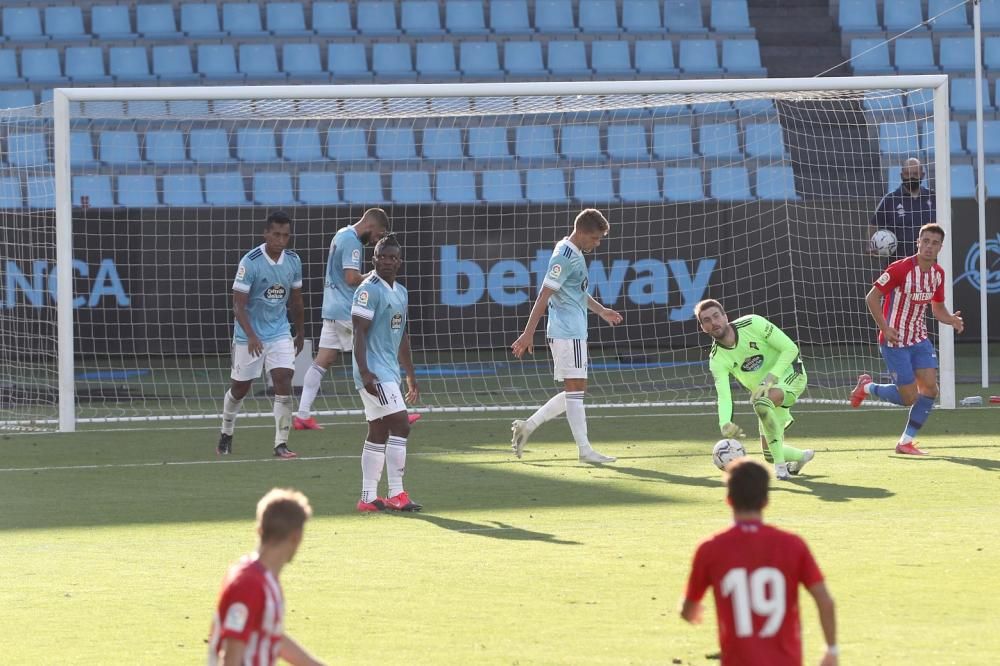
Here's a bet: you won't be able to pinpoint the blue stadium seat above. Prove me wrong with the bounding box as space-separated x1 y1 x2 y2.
146 131 189 165
138 4 182 39
592 41 635 76
526 169 567 202
561 124 603 162
548 41 591 77
44 7 85 40
162 175 204 207
491 0 533 33
74 176 114 208
920 119 964 156
984 0 1000 29
128 101 167 117
327 128 370 162
110 47 156 83
99 131 143 166
283 44 327 80
504 41 547 77
422 127 464 161
699 123 741 159
619 167 661 202
253 172 295 205
343 171 384 204
460 42 503 78
328 44 371 80
313 2 355 36
939 37 975 73
298 172 340 205
711 0 753 34
679 40 722 75
965 120 1000 155
579 0 620 33
0 52 20 84
851 39 893 75
653 123 695 160
745 123 787 159
468 127 512 162
884 0 925 32
878 121 920 156
535 0 578 33
3 8 45 41
622 0 664 33
71 132 97 167
267 2 311 36
27 176 54 208
65 47 111 84
515 125 557 162
894 38 936 73
435 171 478 203
402 0 445 35
691 100 735 117
572 168 616 203
22 49 65 83
0 177 23 209
417 42 459 78
376 127 418 161
663 167 705 201
153 45 198 81
237 128 279 163
373 43 416 79
710 167 752 200
928 0 969 30
482 170 524 203
838 0 879 32
281 128 324 162
985 36 1000 70
951 77 994 113
986 163 1000 195
446 0 489 34
117 175 160 208
7 133 48 168
664 0 706 32
223 3 267 36
198 45 244 81
950 164 975 197
92 6 137 39
357 1 400 35
755 166 798 200
205 172 249 206
734 99 776 118
607 124 649 161
180 3 224 37
391 171 433 203
239 44 285 80
190 129 235 163
723 40 766 76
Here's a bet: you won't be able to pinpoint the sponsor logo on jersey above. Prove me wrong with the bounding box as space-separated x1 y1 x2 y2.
910 291 933 302
876 272 891 286
352 249 361 263
391 313 403 329
264 284 287 300
357 290 369 307
549 264 562 278
236 264 246 281
741 354 765 372
223 602 249 632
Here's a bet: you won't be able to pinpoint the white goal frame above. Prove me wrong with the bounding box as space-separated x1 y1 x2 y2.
52 75 955 432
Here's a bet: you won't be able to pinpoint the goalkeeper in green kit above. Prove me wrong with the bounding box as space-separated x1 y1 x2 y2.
695 299 815 480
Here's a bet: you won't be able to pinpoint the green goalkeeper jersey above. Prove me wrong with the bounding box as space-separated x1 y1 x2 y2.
708 314 804 429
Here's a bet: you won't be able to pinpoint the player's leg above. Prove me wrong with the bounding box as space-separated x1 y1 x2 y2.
860 345 917 406
772 374 815 475
295 320 346 429
896 340 938 455
511 338 569 458
359 411 389 511
382 405 421 511
219 343 264 455
754 388 788 476
558 339 615 464
266 338 297 458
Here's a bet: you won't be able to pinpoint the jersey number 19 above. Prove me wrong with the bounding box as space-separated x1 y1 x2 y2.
720 566 786 637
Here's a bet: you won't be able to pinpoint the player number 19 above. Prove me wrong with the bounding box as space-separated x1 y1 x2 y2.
720 567 786 638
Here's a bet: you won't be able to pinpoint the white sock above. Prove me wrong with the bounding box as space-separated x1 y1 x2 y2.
361 441 386 502
899 432 914 445
565 391 591 451
526 392 567 431
296 363 327 419
386 435 407 497
273 395 292 446
221 390 243 435
863 383 873 395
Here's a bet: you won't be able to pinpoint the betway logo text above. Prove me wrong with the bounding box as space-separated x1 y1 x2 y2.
3 259 130 309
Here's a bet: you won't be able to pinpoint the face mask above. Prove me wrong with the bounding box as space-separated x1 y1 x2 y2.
902 178 921 190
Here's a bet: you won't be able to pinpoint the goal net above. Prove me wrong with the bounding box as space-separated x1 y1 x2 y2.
0 78 955 431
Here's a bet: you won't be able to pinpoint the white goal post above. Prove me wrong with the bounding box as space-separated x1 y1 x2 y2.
37 75 957 431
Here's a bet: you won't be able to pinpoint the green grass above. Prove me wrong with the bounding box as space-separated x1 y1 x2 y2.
2 406 999 664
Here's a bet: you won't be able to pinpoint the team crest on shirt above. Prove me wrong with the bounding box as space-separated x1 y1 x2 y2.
876 272 891 286
549 264 562 278
357 290 370 307
582 277 589 291
223 602 249 632
235 264 246 281
749 341 759 350
741 355 764 372
391 313 403 329
264 284 286 300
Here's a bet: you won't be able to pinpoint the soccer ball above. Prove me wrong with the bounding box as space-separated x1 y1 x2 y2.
712 438 747 470
870 229 898 257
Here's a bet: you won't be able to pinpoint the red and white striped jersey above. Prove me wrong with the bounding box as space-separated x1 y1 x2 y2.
208 556 285 666
873 256 945 348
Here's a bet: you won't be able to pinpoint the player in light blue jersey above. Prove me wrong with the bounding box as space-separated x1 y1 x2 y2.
351 235 421 512
292 208 389 431
217 212 304 460
510 209 623 464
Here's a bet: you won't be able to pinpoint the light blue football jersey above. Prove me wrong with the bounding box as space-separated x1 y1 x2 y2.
351 274 409 389
541 238 589 340
231 244 303 344
321 225 364 321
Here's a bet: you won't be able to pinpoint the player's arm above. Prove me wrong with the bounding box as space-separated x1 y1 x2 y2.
219 638 247 666
511 285 556 359
352 314 377 397
278 634 327 666
289 287 305 355
344 268 364 287
756 316 799 381
343 238 366 287
865 285 899 345
710 356 742 437
398 329 419 404
807 581 839 666
585 293 623 326
680 545 709 625
930 301 963 333
232 290 262 357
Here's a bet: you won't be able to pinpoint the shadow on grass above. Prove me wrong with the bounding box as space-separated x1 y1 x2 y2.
394 513 582 545
771 475 895 503
935 455 1000 472
599 465 723 490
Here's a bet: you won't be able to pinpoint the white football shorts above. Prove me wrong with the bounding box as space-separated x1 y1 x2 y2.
358 381 406 421
230 337 295 381
318 319 353 351
549 338 588 381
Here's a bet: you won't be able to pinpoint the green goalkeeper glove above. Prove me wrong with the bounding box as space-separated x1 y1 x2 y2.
750 373 778 402
721 422 745 439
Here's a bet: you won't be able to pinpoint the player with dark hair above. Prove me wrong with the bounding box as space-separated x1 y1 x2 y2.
217 211 303 459
850 223 964 455
681 458 839 666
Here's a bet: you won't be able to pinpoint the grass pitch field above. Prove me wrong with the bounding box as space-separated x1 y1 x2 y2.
2 405 999 665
